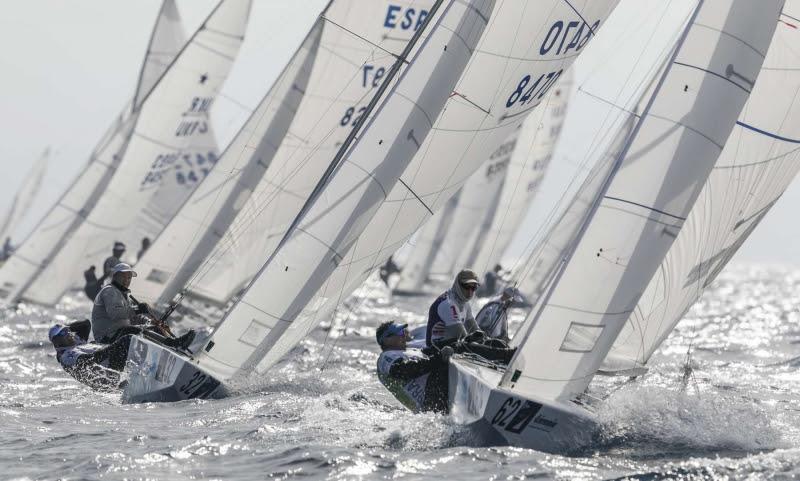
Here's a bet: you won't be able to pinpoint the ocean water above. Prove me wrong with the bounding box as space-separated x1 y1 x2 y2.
2 263 800 480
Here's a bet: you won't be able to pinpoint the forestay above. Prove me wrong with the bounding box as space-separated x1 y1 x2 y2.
0 0 186 304
0 147 50 243
22 0 250 306
605 3 800 372
503 0 782 402
186 0 437 305
196 0 494 380
215 0 620 380
134 18 324 307
468 69 573 275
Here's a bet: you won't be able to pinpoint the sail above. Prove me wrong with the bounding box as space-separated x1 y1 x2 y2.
20 0 251 306
503 0 782 402
133 18 323 307
604 4 800 372
198 1 619 381
468 69 573 274
195 0 495 381
391 192 455 294
186 1 438 305
0 147 50 243
430 137 513 278
134 0 186 110
0 1 187 305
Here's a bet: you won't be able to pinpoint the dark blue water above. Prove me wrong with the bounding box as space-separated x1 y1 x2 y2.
2 263 799 480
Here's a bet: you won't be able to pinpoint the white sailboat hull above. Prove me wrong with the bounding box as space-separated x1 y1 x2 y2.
448 357 597 454
123 337 227 404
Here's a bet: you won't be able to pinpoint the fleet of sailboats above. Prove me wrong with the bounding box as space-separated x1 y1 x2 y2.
3 0 799 455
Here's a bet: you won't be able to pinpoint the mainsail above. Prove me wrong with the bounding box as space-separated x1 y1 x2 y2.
185 0 438 305
0 0 187 304
503 0 783 402
21 0 251 306
604 3 800 372
468 69 573 274
134 17 324 307
0 147 50 243
195 0 495 380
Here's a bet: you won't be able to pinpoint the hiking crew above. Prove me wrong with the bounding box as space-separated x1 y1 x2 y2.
426 269 481 347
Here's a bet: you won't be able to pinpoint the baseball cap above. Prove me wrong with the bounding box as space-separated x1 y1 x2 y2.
48 325 69 341
111 263 137 277
376 321 408 345
113 241 126 251
456 269 480 286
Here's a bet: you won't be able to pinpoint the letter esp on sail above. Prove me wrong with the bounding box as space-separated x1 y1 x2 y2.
448 0 784 454
120 0 495 402
0 0 187 305
3 0 250 307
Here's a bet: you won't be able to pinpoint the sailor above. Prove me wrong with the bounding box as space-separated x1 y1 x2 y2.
379 255 400 286
376 321 453 413
103 241 126 280
137 237 151 262
92 263 195 350
376 321 516 413
477 264 503 298
83 265 104 301
475 286 520 342
48 320 132 389
425 269 481 347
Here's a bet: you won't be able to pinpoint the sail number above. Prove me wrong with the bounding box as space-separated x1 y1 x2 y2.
506 70 563 108
178 371 219 399
384 5 429 31
540 19 600 57
141 151 218 189
490 396 546 434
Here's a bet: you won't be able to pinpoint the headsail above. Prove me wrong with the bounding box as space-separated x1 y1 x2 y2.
604 3 800 372
0 147 50 244
134 16 324 307
503 0 783 402
195 0 495 381
0 0 187 305
20 0 251 306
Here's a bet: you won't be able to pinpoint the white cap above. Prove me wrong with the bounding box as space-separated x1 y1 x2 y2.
111 263 137 277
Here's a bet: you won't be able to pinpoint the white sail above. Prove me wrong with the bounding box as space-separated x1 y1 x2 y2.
390 192 455 294
195 0 494 380
186 1 438 305
20 0 250 306
134 18 324 307
604 4 800 372
503 0 782 402
198 1 620 382
0 1 187 305
0 147 50 243
431 137 512 276
468 69 573 274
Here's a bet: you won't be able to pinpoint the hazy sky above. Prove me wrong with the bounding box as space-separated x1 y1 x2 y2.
1 0 798 266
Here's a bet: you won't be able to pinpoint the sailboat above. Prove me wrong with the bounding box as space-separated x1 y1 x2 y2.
6 0 251 307
0 0 186 304
0 147 50 248
447 0 783 453
121 0 494 402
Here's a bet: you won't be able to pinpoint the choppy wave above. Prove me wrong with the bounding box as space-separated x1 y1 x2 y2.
2 263 800 479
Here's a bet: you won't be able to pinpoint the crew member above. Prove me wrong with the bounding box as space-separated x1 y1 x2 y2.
376 321 516 413
103 242 126 280
83 265 104 301
376 321 453 413
48 319 132 389
477 264 503 298
92 263 195 350
137 237 151 261
426 269 481 347
475 287 520 342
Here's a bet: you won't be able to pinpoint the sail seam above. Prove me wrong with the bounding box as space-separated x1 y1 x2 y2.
735 120 800 143
603 195 687 221
398 178 434 215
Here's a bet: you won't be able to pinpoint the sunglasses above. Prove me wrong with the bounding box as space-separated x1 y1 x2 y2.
460 283 478 291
